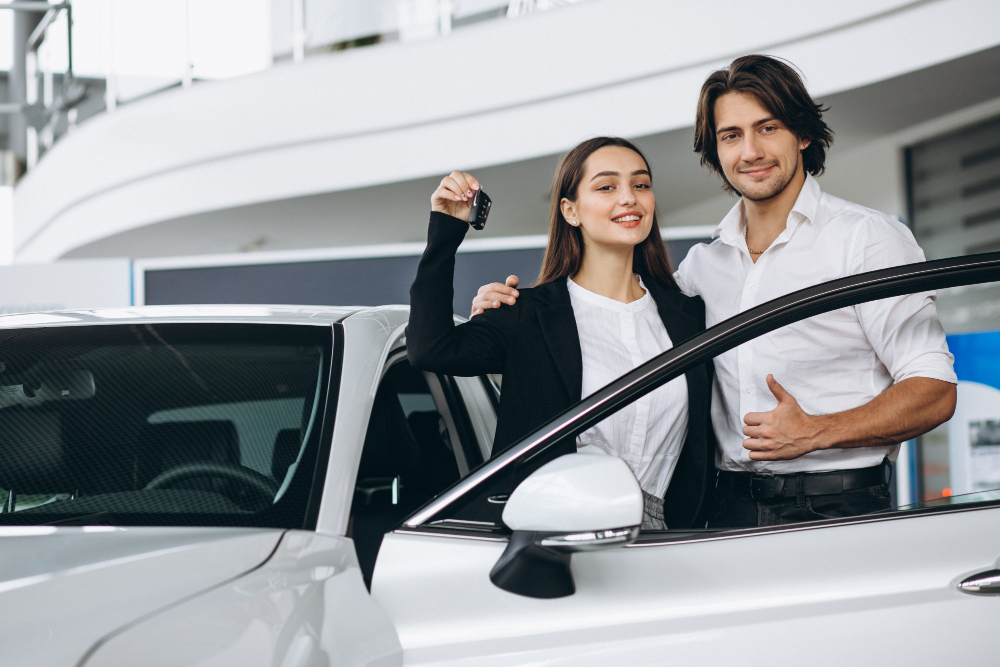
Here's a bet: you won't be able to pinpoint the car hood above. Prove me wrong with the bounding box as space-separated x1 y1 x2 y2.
0 525 284 667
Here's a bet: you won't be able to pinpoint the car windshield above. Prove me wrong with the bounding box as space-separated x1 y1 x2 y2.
0 323 332 528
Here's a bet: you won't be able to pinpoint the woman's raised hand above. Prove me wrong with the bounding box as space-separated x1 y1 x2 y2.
431 171 480 220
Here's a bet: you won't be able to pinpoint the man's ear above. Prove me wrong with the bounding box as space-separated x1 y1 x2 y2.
560 198 577 224
799 136 812 151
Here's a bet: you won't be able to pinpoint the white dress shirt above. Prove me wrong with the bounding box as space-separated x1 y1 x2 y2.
675 174 957 474
568 276 689 497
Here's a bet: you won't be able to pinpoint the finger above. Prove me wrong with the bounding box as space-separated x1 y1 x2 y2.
742 437 775 451
766 374 793 404
748 450 781 461
471 296 499 311
450 171 473 199
464 173 480 192
485 285 518 299
742 425 772 439
470 308 483 318
477 282 515 297
505 275 520 289
481 290 516 306
743 411 765 426
440 176 466 201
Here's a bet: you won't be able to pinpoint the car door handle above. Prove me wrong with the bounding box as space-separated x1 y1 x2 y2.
957 569 1000 595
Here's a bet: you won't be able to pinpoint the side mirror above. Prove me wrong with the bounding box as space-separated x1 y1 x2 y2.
489 453 642 599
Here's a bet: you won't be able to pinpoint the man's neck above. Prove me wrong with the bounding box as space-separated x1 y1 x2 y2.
743 167 807 245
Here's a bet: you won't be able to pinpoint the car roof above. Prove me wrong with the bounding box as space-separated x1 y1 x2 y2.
0 304 410 329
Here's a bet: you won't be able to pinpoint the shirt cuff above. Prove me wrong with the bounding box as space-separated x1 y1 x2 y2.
893 352 959 385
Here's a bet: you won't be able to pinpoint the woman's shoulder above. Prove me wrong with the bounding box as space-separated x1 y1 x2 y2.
643 276 706 324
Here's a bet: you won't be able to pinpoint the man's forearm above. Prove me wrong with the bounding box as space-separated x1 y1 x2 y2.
743 376 957 461
813 377 956 450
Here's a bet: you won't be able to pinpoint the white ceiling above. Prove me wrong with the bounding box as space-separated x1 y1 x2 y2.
63 45 1000 260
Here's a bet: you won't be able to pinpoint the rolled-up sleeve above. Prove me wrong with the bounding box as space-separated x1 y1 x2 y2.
852 216 957 385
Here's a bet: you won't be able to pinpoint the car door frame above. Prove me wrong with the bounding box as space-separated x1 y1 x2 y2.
398 250 1000 536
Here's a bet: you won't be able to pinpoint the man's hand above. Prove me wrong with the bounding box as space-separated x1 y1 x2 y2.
471 275 520 317
742 375 826 460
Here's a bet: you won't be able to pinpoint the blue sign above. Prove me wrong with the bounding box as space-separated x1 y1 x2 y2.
948 331 1000 392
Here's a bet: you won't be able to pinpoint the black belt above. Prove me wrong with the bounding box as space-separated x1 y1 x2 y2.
718 459 889 500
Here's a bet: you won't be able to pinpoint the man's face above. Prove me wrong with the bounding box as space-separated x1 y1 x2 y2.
714 92 810 201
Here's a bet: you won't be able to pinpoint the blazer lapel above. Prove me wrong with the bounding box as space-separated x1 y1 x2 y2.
534 280 583 402
643 277 701 347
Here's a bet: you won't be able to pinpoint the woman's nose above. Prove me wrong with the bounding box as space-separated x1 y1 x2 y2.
619 189 636 205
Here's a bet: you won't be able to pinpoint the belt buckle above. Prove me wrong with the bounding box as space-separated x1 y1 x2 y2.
750 475 781 500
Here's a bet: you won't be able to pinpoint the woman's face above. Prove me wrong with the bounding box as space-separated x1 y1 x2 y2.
561 145 656 254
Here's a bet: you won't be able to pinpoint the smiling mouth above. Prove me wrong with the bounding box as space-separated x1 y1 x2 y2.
739 164 777 178
612 213 642 228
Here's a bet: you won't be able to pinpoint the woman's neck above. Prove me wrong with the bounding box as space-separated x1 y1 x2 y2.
571 246 645 303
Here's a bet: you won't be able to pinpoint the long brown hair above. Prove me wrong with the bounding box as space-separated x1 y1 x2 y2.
693 55 834 195
535 137 678 290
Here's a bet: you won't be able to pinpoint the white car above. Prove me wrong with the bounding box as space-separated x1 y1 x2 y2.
2 254 1000 667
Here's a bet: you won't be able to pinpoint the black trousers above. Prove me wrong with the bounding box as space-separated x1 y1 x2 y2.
707 473 892 529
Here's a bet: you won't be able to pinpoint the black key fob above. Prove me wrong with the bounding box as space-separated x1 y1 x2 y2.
468 189 491 230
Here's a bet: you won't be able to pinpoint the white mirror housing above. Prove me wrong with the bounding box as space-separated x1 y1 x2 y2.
502 453 643 532
491 453 644 599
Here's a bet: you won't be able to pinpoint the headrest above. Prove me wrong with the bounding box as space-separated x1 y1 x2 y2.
358 383 420 478
0 408 70 493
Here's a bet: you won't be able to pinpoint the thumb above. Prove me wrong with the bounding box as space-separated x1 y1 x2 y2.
766 374 793 404
506 275 520 288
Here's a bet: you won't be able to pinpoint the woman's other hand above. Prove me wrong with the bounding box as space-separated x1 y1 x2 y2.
471 275 519 317
432 171 480 220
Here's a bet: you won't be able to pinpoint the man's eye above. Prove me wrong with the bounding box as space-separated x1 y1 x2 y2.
761 126 777 133
722 134 737 141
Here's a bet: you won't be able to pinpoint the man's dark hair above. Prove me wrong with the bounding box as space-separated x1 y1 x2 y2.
693 55 834 194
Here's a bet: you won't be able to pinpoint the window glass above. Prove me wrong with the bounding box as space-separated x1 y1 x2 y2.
351 360 464 587
0 323 331 528
912 280 1000 506
450 374 497 459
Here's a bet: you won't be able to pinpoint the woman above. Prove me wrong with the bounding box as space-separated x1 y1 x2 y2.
406 137 714 530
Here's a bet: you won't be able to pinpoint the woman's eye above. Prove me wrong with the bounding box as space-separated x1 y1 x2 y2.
597 185 614 191
634 183 651 189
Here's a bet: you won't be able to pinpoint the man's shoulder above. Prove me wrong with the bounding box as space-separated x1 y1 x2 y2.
818 191 910 236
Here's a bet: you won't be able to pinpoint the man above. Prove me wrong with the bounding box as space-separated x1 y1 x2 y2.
470 55 957 528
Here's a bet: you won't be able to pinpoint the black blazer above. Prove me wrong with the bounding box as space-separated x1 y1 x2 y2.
407 212 716 528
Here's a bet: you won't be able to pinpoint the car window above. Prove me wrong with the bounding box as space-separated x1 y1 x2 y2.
907 280 1000 508
404 257 1000 538
450 375 497 460
351 358 465 587
0 323 332 529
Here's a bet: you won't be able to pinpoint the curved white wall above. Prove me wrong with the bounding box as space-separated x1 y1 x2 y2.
14 0 1000 262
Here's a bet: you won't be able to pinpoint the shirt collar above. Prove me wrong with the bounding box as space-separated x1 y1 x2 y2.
712 173 823 246
567 275 653 313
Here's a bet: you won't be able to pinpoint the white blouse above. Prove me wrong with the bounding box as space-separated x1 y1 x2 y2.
568 276 689 498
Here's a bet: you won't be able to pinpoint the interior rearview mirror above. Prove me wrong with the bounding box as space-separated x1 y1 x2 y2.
489 453 643 599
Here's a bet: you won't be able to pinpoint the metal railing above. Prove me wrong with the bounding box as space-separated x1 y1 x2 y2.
1 1 85 172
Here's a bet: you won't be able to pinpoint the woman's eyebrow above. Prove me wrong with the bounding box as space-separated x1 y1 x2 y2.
589 169 650 182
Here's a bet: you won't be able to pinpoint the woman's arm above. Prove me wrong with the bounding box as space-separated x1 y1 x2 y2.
406 172 517 376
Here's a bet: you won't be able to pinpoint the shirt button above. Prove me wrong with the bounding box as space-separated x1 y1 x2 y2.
744 387 752 394
748 282 755 289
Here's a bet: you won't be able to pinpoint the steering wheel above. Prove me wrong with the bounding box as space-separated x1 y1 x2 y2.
144 462 278 509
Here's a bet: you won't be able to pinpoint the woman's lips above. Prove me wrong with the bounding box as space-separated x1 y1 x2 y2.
612 212 642 228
